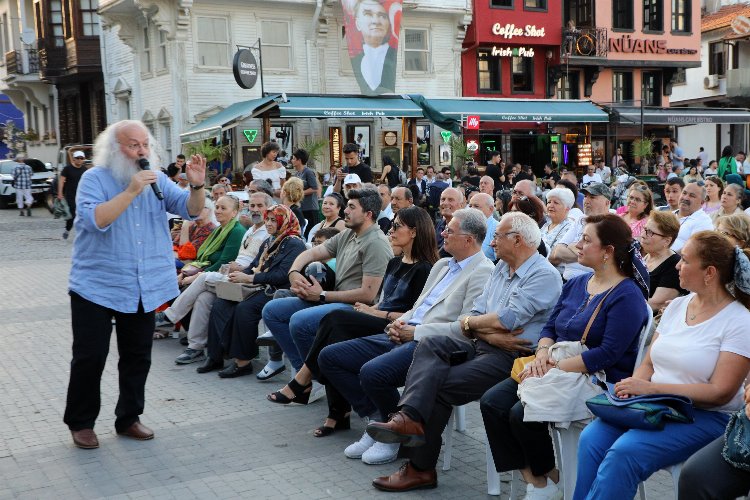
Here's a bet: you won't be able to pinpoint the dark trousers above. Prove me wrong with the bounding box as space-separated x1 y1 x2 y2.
318 333 416 421
679 436 750 500
308 310 390 420
206 295 282 363
64 291 154 432
302 210 319 239
398 336 516 471
480 377 556 477
65 196 76 231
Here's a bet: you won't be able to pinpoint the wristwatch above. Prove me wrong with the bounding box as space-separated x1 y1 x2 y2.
189 183 205 190
319 291 327 303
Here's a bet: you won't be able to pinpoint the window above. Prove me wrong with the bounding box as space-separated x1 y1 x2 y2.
642 71 661 106
260 20 291 70
643 0 663 31
477 49 501 92
80 0 99 36
511 56 533 93
159 121 172 160
490 0 513 7
117 96 130 120
0 15 6 59
709 42 726 76
613 71 633 102
339 25 353 73
671 0 690 33
524 0 546 10
404 29 429 72
613 0 633 30
155 29 168 71
140 25 151 74
556 71 580 99
49 1 64 45
568 1 593 27
196 16 230 67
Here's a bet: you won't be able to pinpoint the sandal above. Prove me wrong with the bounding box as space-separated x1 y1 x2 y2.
267 379 312 405
313 413 351 438
153 330 169 340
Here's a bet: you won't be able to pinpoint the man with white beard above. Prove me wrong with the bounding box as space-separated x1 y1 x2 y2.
64 120 206 449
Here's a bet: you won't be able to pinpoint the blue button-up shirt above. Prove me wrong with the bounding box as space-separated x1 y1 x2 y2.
481 215 498 261
471 252 562 346
408 253 480 326
69 167 195 313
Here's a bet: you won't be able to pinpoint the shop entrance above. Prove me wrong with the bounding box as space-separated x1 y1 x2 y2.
511 135 552 175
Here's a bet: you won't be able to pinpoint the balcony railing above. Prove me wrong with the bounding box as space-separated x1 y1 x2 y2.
561 28 608 58
4 48 39 75
727 68 750 98
38 37 66 80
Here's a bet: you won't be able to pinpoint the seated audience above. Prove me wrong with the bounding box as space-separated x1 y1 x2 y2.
508 195 547 256
683 164 703 184
267 206 437 441
712 182 745 223
512 179 536 200
716 213 750 249
197 205 306 376
172 200 216 260
639 211 685 312
468 193 498 260
367 212 562 492
482 214 649 500
658 177 684 212
672 181 713 253
318 208 494 465
555 179 584 222
376 184 394 234
434 188 465 258
540 187 574 253
574 231 750 500
702 176 723 216
616 183 653 238
306 193 346 245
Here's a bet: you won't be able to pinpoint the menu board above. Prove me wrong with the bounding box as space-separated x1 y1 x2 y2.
578 144 593 167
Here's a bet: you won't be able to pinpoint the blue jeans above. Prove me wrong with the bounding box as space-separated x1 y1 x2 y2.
261 297 351 371
318 333 416 421
573 409 730 500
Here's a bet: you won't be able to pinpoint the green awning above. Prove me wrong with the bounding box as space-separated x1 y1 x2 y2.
275 96 424 118
416 98 609 123
180 95 280 143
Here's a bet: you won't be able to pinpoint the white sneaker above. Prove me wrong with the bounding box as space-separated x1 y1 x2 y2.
523 478 562 500
361 441 399 465
344 430 376 459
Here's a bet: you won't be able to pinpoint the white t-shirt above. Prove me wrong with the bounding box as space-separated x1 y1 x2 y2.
554 216 592 280
651 294 750 412
581 173 603 186
671 209 714 253
252 166 287 190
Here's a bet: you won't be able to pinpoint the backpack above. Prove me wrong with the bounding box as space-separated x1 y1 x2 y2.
398 168 407 185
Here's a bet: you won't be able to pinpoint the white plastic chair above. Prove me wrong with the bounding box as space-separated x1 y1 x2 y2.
441 405 466 471
486 440 521 497
637 462 682 500
549 301 654 499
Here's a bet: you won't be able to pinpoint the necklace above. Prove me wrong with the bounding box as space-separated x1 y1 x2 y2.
688 296 731 321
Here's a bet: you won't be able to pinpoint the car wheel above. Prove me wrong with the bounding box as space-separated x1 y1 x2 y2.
0 196 9 209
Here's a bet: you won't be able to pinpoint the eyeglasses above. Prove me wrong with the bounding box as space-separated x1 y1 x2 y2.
119 142 150 151
642 228 665 238
442 228 471 237
246 189 258 193
512 190 525 196
493 231 518 240
688 179 706 187
390 221 405 232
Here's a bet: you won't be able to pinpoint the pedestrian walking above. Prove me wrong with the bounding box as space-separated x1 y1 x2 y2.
12 154 33 216
58 150 87 239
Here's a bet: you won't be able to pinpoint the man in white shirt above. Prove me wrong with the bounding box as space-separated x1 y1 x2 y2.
229 192 273 272
581 165 603 187
671 181 713 253
696 146 708 167
350 0 397 95
735 151 750 176
550 183 612 280
595 159 611 184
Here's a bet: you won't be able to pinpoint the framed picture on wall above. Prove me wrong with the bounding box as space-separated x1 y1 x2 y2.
416 124 431 165
439 144 451 166
270 124 293 154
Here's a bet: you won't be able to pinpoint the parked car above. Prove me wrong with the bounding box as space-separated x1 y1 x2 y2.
0 158 55 209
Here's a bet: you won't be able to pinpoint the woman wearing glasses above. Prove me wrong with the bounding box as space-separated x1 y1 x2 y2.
540 187 574 254
616 183 653 238
639 211 686 312
702 176 724 216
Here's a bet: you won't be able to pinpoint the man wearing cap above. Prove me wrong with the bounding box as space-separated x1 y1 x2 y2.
59 151 87 239
334 143 373 194
549 183 612 280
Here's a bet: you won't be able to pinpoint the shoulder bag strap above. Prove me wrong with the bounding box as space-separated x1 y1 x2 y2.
580 284 619 345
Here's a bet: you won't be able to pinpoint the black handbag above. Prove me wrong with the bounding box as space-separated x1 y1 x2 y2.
722 408 750 471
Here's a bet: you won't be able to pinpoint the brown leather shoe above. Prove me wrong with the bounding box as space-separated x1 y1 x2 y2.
372 462 437 492
71 428 99 449
116 421 154 441
366 411 425 447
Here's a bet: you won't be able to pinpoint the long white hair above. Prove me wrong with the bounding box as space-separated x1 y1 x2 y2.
93 120 163 186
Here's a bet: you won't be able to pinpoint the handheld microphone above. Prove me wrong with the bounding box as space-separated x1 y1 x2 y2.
137 158 164 200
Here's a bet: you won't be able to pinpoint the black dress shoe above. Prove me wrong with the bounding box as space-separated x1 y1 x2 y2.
196 358 224 373
218 361 254 378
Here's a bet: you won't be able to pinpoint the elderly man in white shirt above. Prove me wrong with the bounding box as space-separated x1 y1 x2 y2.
671 181 713 253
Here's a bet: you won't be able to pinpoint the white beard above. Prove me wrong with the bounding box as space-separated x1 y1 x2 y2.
107 151 141 186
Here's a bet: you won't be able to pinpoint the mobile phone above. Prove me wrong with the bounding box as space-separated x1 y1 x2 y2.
449 351 468 366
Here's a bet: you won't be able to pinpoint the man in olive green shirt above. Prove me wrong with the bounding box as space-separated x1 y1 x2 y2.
262 188 393 372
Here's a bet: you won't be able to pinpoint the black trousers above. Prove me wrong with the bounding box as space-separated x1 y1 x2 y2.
302 210 320 239
309 309 390 420
480 377 556 477
65 195 76 232
64 291 154 432
207 295 282 363
679 436 750 500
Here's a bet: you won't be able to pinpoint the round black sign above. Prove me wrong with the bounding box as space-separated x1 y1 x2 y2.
233 49 258 89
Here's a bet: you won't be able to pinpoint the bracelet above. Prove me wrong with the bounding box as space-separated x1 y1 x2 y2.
536 345 550 354
287 270 302 278
386 312 392 321
189 183 205 190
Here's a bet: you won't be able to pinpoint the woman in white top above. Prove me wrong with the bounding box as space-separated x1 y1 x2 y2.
540 187 574 253
711 183 745 224
574 231 750 500
251 141 287 197
306 193 347 245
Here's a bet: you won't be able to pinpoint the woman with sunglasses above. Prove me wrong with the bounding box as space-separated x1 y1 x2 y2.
702 177 724 216
616 183 653 238
266 207 438 437
639 211 686 312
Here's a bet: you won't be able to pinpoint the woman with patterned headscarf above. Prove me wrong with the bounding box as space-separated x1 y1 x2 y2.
199 205 307 378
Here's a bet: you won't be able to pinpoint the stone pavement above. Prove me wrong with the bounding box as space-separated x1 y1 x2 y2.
0 206 677 499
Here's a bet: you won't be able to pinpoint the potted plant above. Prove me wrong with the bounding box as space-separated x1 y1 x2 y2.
631 137 655 174
448 135 474 176
297 137 328 170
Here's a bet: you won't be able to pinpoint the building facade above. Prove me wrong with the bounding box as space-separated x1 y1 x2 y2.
98 0 472 176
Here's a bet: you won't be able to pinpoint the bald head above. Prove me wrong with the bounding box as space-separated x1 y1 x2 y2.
513 180 536 199
479 175 494 196
439 187 465 221
468 192 494 218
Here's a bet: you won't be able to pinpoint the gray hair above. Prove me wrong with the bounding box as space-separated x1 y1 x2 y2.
93 120 160 169
501 211 541 249
452 207 487 245
211 183 227 194
725 183 744 199
250 179 274 198
472 192 494 212
250 191 274 208
546 187 575 209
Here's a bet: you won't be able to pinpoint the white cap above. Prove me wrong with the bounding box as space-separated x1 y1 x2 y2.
343 173 362 185
72 151 85 158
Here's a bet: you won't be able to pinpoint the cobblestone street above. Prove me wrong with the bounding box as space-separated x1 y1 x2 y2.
0 207 676 499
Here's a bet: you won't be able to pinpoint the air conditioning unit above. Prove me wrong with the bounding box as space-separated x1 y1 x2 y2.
704 74 720 89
